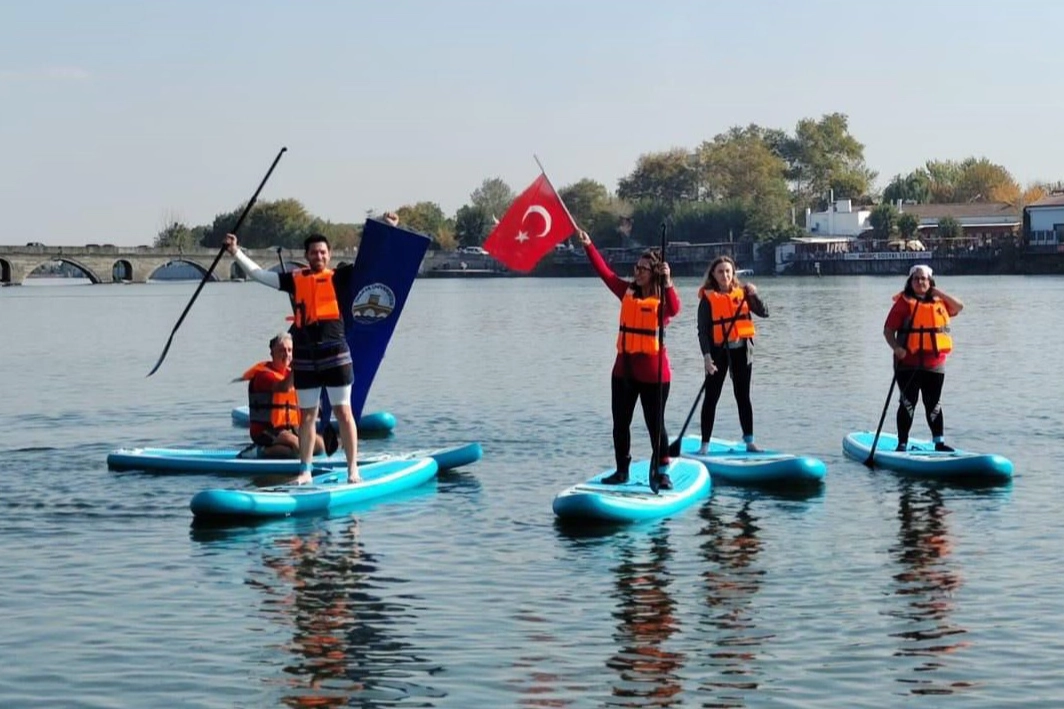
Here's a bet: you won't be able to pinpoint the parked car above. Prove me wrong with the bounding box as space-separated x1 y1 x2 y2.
458 246 488 255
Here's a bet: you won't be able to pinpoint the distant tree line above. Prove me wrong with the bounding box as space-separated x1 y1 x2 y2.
155 112 1062 252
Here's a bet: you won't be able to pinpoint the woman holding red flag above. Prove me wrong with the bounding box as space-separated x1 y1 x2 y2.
578 229 680 489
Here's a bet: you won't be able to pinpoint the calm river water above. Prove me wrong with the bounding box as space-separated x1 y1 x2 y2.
1 273 1062 708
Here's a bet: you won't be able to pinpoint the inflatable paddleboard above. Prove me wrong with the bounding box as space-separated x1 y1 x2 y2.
107 442 482 475
552 458 710 524
189 457 439 519
676 436 826 485
843 431 1013 483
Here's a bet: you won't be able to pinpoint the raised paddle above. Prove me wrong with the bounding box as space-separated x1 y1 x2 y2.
666 293 748 458
146 146 287 377
649 221 668 494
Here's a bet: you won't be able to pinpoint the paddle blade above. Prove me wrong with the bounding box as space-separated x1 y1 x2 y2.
146 337 175 377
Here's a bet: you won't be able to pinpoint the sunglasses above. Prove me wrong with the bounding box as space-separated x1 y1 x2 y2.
635 265 651 273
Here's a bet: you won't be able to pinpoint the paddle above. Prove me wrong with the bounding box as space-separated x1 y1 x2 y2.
650 221 668 494
863 363 897 468
146 146 288 377
666 292 748 458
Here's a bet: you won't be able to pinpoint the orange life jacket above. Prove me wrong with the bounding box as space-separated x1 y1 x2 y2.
616 290 661 355
895 293 952 357
241 361 300 431
291 268 340 329
700 286 755 344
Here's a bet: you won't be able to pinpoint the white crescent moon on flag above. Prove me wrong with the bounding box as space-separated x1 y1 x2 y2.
522 205 552 238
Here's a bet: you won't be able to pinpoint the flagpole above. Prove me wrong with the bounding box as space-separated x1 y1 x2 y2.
533 154 580 232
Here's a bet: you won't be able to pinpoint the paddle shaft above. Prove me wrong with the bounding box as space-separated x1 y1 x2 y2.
650 222 668 493
667 292 748 457
865 303 925 467
864 368 897 467
147 146 288 377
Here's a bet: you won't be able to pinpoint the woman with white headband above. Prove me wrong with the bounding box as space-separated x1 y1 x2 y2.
882 264 965 451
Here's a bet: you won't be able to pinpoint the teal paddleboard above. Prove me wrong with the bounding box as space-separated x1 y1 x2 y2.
553 459 710 524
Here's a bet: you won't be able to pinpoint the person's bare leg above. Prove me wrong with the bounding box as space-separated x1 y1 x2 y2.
296 406 318 484
332 404 359 482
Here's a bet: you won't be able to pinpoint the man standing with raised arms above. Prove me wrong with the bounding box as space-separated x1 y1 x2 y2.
225 232 360 483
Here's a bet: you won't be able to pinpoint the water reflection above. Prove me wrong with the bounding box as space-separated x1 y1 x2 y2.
696 500 769 707
889 482 972 696
605 528 686 706
243 517 445 708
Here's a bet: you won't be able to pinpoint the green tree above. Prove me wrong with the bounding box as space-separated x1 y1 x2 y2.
154 220 200 250
470 177 514 221
694 126 791 238
787 113 876 206
245 198 314 248
897 212 920 240
201 198 314 249
869 203 899 240
925 160 963 203
310 219 361 250
883 170 932 204
558 178 610 231
937 215 963 240
454 204 492 247
396 201 452 243
954 157 1016 203
617 148 699 203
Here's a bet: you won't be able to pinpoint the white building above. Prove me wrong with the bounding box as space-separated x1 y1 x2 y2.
1025 193 1064 246
805 199 872 237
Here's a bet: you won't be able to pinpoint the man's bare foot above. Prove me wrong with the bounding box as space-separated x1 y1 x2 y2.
347 467 361 484
295 471 313 485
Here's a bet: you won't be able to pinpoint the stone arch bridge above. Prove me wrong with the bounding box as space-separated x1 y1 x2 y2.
0 245 358 285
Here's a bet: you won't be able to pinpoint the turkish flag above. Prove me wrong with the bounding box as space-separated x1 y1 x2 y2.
483 174 578 272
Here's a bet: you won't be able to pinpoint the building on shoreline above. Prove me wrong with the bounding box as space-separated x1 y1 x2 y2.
776 200 1026 275
1025 193 1064 251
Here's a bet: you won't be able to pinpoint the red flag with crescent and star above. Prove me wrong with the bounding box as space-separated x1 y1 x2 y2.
483 174 578 272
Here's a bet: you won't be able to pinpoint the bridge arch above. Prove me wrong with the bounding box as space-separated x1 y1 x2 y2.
148 259 219 281
0 258 10 285
41 258 102 283
113 259 133 282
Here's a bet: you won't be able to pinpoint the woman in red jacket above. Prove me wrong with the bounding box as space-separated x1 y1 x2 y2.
578 229 681 489
882 264 964 451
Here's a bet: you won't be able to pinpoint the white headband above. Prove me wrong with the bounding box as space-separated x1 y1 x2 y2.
909 264 933 279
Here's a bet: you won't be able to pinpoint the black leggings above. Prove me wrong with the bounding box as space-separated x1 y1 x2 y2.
896 369 946 442
700 347 754 443
611 377 671 470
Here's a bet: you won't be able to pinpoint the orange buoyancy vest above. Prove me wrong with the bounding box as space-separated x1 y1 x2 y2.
701 286 755 345
292 268 340 329
241 361 300 431
896 294 952 357
616 290 661 355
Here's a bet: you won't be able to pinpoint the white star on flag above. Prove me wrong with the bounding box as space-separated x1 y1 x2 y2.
515 230 530 243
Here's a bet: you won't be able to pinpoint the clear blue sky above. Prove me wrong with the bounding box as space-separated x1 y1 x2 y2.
3 0 1062 245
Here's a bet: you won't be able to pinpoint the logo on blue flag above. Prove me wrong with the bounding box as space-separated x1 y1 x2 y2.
350 283 397 323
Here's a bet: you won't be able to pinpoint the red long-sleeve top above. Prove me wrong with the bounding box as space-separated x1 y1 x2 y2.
585 241 681 383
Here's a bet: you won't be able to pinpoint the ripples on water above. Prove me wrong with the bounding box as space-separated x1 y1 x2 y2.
2 276 1063 707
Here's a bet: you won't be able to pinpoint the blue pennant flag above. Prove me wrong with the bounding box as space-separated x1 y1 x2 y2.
319 218 431 430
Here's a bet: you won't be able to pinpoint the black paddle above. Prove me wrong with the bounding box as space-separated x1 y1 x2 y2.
147 146 288 377
864 362 897 468
667 293 748 458
649 221 668 494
